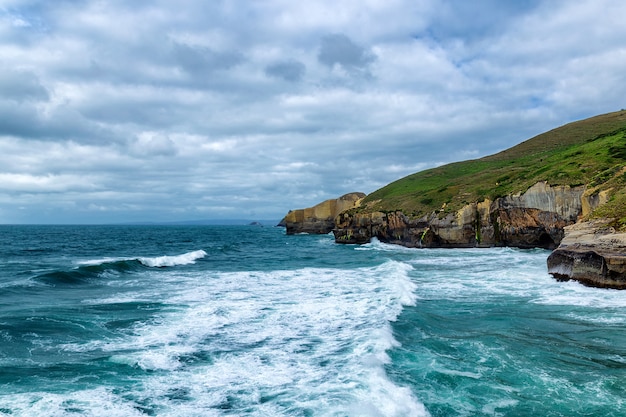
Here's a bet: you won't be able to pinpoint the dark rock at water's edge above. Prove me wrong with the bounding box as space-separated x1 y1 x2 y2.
281 186 626 288
330 184 626 288
279 192 365 235
547 220 626 288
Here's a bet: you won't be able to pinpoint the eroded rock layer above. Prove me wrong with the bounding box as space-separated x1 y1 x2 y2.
333 182 584 249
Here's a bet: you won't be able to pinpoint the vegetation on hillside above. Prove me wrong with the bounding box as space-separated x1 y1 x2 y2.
359 110 626 229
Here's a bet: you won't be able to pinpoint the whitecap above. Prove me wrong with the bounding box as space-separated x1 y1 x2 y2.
77 250 208 269
138 250 207 267
355 237 418 253
531 283 626 308
77 257 126 266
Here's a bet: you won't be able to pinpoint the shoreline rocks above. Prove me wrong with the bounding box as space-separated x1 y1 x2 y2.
281 183 626 289
547 220 626 288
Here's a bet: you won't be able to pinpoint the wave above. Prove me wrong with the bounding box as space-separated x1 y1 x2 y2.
34 259 141 286
35 250 207 286
138 250 207 267
50 260 427 416
355 237 418 253
78 250 208 269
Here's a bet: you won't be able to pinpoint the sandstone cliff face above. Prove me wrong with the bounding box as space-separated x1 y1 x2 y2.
281 192 365 234
333 182 585 249
547 220 626 288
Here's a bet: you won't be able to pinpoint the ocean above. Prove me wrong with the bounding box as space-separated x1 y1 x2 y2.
0 225 624 416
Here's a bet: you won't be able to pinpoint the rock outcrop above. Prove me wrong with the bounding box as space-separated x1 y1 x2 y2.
334 182 585 249
547 220 626 288
283 184 626 288
280 192 365 234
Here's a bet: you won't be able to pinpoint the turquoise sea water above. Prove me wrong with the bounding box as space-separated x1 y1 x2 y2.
0 225 624 416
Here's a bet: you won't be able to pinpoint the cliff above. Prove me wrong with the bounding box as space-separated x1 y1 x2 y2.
334 181 585 249
280 192 365 234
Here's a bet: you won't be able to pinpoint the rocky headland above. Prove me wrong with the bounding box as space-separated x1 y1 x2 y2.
280 111 626 288
279 192 365 234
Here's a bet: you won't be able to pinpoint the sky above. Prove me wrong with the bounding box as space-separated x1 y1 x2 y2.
1 0 625 224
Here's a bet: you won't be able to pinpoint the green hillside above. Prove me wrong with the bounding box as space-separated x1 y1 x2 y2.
360 110 626 229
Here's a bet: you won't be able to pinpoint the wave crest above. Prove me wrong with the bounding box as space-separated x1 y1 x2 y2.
138 250 207 268
35 250 208 286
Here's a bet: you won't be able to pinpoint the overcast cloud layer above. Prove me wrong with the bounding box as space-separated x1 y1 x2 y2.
1 0 625 223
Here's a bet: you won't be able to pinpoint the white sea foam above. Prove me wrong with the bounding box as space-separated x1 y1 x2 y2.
395 248 555 302
50 261 428 416
78 250 208 268
77 257 126 266
1 388 153 417
139 249 207 267
355 237 418 252
531 279 626 308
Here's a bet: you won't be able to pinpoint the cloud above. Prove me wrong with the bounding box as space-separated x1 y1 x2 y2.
0 0 625 223
265 60 306 82
130 132 178 157
318 33 376 75
0 173 97 193
0 68 49 101
424 0 542 42
171 41 244 78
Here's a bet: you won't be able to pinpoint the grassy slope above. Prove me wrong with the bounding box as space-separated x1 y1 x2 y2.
360 110 626 228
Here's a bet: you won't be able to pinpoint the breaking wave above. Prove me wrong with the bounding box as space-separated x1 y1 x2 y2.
34 250 207 286
138 250 207 267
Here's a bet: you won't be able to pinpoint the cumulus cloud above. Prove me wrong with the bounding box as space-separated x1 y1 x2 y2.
0 0 625 223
